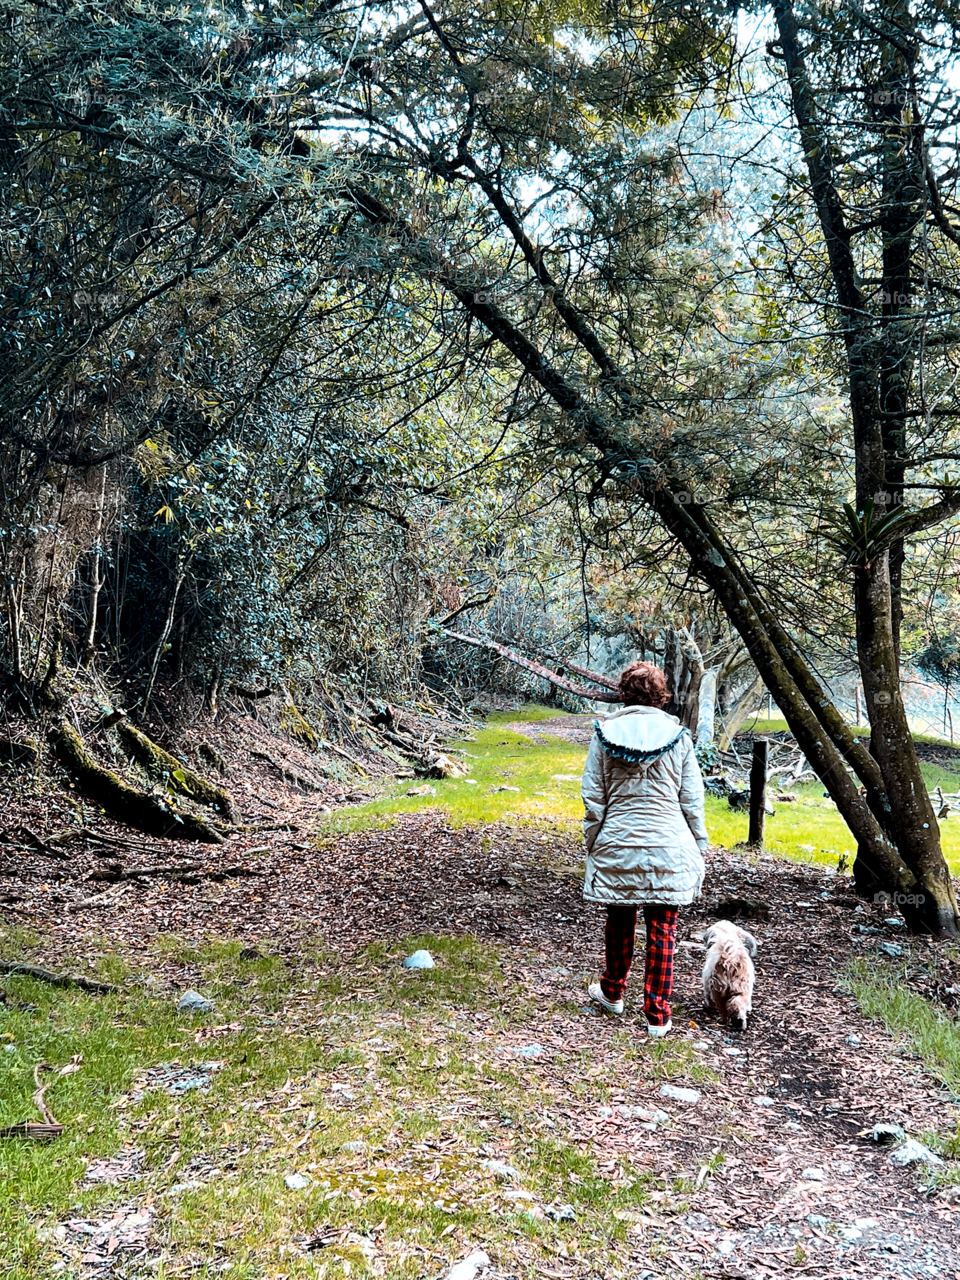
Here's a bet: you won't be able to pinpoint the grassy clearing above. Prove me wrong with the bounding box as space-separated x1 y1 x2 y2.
317 707 960 875
0 927 702 1279
315 708 588 837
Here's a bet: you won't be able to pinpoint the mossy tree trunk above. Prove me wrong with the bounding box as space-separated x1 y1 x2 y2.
52 722 224 843
116 723 236 822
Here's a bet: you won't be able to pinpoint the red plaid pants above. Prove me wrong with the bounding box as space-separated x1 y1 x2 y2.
600 904 678 1025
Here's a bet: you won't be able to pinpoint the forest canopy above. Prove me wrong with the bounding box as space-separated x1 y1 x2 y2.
4 0 960 931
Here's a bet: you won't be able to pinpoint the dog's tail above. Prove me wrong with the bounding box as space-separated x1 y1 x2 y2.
727 994 749 1031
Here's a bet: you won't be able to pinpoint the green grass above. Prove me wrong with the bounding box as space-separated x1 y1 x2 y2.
742 714 960 748
708 788 960 874
315 706 588 836
319 707 960 874
703 785 859 870
847 959 960 1097
0 925 701 1279
846 957 960 1177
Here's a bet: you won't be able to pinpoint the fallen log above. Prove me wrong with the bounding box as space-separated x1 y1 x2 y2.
441 629 621 701
0 959 118 994
117 723 236 821
92 862 259 883
52 722 224 844
543 653 619 691
322 740 370 775
69 881 132 911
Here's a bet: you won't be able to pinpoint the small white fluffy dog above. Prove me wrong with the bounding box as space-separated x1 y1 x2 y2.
701 920 758 1031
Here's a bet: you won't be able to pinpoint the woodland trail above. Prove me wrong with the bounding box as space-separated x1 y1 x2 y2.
3 762 960 1277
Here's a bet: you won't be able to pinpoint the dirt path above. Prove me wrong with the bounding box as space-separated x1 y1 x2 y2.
4 794 959 1278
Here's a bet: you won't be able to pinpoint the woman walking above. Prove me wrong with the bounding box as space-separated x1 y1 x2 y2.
581 660 709 1037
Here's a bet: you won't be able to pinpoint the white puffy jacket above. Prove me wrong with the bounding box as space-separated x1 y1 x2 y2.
581 705 709 906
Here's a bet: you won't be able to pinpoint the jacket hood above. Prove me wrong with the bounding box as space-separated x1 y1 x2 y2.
594 706 689 764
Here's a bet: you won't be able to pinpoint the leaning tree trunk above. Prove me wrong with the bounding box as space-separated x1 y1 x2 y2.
345 128 959 935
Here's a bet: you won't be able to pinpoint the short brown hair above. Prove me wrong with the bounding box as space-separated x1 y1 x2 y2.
619 661 670 708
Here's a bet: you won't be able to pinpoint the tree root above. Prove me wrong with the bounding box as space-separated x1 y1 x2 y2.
0 1062 73 1141
52 722 224 844
0 739 40 770
117 723 236 821
0 959 118 994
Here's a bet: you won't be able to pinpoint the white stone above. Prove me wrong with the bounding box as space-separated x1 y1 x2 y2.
445 1250 492 1280
660 1084 701 1103
889 1139 943 1167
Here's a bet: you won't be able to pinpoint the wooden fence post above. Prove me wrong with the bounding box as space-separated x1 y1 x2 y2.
749 739 768 846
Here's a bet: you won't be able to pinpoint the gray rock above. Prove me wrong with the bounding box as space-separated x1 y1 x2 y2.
284 1173 310 1189
871 1123 906 1145
402 949 435 969
889 1138 943 1167
660 1084 701 1103
177 989 214 1014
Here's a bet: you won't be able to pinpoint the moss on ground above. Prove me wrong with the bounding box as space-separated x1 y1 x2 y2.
315 707 588 837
